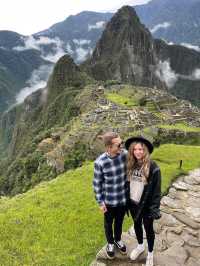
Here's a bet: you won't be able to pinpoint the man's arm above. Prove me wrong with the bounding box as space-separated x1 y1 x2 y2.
93 161 107 213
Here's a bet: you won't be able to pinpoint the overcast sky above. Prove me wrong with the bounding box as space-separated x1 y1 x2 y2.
0 0 150 35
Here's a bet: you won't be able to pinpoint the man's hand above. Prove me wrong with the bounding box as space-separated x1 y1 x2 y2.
100 203 107 213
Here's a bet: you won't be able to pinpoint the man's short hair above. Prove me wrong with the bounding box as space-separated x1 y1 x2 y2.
99 132 119 146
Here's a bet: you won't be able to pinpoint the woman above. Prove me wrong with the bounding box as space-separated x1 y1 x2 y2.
125 136 161 266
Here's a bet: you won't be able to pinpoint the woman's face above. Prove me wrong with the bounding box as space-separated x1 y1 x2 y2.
133 143 144 161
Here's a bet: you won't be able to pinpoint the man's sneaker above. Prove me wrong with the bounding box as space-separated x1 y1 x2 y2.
106 243 115 259
114 240 127 254
130 244 145 260
146 254 154 266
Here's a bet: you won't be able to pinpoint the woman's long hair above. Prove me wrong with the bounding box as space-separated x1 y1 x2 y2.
127 142 151 183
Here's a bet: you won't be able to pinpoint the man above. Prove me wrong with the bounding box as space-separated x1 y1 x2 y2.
93 132 127 259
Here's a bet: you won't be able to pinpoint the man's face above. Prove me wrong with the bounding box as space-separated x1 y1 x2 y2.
108 137 123 155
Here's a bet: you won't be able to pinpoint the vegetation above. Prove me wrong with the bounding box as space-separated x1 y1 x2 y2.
157 123 200 132
0 144 199 265
105 86 144 107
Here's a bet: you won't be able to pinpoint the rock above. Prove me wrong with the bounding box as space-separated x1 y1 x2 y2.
185 207 200 219
173 181 188 191
184 172 200 185
188 191 200 198
186 198 200 208
156 243 188 266
186 257 200 266
51 132 62 141
159 212 180 227
168 187 177 199
173 212 200 229
161 196 182 209
38 138 55 153
46 151 64 173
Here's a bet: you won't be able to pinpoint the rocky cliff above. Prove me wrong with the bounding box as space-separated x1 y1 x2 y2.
82 6 165 89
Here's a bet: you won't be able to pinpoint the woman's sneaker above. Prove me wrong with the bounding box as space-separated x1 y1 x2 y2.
114 240 127 254
106 243 115 259
130 244 145 260
146 254 154 266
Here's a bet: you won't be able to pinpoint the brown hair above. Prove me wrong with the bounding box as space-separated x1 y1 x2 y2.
98 132 119 146
127 141 150 182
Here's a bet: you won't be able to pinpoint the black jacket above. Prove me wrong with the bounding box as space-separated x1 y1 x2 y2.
127 160 161 221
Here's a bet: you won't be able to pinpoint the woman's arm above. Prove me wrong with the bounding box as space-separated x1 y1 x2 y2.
148 166 162 219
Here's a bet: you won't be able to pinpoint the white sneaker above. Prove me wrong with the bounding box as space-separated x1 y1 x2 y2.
130 245 145 260
146 255 154 266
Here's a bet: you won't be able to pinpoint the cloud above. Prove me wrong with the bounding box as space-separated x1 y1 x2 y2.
156 60 200 88
88 21 105 31
150 22 171 34
155 60 178 88
13 35 40 51
75 47 91 62
191 69 200 79
66 43 74 55
72 39 93 63
181 43 200 52
13 35 66 63
15 64 53 104
73 39 91 45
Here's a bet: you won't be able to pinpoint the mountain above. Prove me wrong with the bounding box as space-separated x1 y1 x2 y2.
154 38 200 106
1 1 200 113
0 31 53 113
34 11 113 63
135 0 200 46
0 5 200 195
0 13 112 113
82 6 165 89
81 6 200 106
0 53 200 195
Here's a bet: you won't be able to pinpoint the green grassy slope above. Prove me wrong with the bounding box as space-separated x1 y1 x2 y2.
0 144 199 265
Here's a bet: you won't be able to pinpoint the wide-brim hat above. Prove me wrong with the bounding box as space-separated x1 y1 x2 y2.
125 136 154 154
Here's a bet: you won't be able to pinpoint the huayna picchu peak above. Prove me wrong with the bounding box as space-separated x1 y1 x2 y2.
82 6 165 89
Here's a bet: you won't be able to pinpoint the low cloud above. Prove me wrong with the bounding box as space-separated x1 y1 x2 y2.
88 21 105 31
16 64 53 104
66 43 74 55
156 60 200 88
72 39 93 63
191 69 200 79
75 47 91 62
150 22 171 34
73 39 91 45
155 60 178 88
181 43 200 52
13 35 66 63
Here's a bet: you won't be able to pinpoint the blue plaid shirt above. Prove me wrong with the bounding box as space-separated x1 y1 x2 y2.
93 150 127 207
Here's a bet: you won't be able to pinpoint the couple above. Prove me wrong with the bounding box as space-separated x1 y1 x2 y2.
93 132 161 266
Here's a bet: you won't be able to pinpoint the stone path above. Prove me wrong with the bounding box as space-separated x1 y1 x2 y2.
90 169 200 266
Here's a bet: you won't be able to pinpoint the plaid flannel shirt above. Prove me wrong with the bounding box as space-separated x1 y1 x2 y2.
93 150 127 207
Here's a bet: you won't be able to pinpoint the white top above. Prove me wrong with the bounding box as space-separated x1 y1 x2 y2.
130 167 145 204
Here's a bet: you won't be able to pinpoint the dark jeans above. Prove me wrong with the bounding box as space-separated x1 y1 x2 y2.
104 205 126 244
129 206 155 252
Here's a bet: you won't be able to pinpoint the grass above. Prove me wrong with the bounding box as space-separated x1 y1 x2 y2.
157 123 200 132
152 144 200 192
0 144 200 265
106 92 138 107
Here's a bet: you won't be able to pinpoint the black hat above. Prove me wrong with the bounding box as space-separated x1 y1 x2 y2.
125 136 154 154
